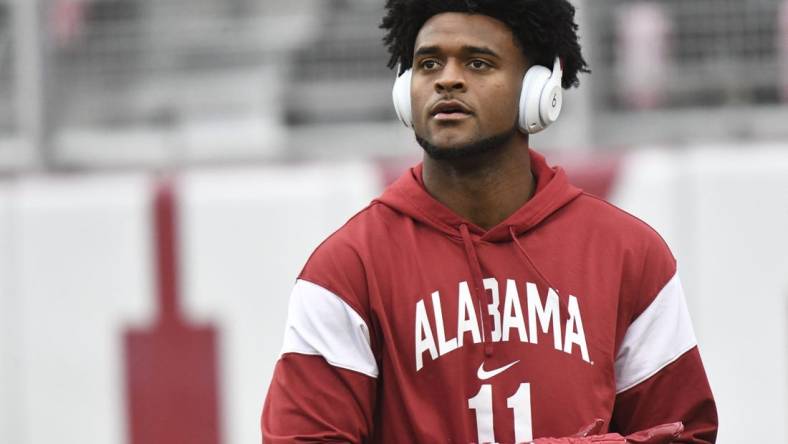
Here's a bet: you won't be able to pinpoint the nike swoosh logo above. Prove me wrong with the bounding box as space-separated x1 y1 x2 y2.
477 360 520 380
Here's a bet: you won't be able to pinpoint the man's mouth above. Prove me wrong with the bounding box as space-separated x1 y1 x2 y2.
431 100 473 121
433 112 471 121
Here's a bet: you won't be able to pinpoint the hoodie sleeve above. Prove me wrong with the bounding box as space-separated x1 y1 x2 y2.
610 234 717 443
262 234 379 443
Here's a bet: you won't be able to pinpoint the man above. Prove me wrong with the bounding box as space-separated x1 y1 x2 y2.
262 1 718 442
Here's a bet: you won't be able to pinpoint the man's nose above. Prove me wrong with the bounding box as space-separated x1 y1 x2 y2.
434 62 466 93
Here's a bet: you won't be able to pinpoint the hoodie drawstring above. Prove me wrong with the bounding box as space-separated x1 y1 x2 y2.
459 224 494 357
509 226 557 290
457 224 571 359
509 226 569 314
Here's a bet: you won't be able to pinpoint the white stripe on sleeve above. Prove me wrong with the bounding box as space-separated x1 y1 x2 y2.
615 273 697 393
280 279 379 378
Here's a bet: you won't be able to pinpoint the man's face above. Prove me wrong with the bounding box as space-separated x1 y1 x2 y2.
410 13 528 155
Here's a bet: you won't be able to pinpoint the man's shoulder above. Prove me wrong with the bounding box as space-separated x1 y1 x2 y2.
316 201 399 250
570 193 678 311
569 192 671 251
299 202 399 280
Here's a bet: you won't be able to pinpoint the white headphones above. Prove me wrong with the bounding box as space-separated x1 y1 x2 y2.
392 57 563 134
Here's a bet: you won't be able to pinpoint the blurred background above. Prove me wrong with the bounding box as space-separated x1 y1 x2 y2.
0 0 786 442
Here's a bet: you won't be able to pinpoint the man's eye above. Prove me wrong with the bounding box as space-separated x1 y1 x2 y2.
470 60 490 70
421 60 438 70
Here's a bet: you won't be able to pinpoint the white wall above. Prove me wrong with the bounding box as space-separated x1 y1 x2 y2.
0 182 17 443
178 162 380 444
0 173 155 444
611 145 788 443
0 162 380 444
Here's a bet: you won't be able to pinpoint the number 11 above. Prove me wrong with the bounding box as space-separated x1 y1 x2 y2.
467 382 533 443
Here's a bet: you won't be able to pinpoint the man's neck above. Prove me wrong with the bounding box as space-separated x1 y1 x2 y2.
421 133 535 230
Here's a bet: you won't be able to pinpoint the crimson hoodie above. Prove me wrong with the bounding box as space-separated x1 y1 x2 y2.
262 150 717 443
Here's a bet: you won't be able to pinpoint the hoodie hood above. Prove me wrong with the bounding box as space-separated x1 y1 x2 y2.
375 149 582 243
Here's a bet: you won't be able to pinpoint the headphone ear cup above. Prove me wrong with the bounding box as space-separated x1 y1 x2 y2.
392 69 413 128
539 79 563 128
519 65 552 134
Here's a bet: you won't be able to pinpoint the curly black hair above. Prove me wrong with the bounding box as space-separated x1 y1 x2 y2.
380 0 589 89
